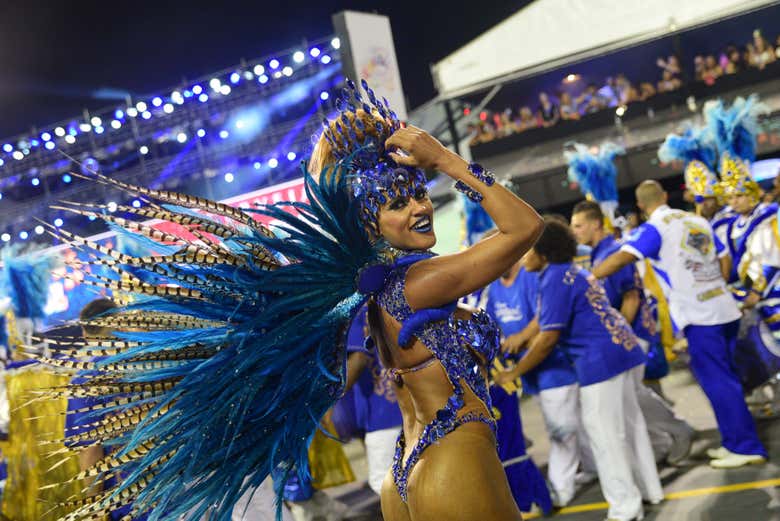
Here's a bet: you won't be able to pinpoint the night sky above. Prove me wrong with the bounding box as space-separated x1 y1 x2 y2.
0 1 527 138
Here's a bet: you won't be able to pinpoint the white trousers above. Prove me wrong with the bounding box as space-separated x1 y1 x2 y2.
364 427 400 495
635 380 691 460
536 383 581 504
580 366 663 521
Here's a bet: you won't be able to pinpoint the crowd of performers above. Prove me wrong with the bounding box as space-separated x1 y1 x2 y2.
0 84 776 521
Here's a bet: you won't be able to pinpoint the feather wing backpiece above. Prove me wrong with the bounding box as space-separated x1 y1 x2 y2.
37 157 388 521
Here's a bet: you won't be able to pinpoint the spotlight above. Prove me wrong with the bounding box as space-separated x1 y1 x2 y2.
282 66 293 77
615 106 626 117
111 119 122 129
136 101 147 112
139 145 149 155
54 127 66 137
0 159 3 166
65 135 76 144
320 91 329 101
235 120 245 129
209 78 222 91
141 111 152 120
12 151 23 160
171 91 184 104
196 129 206 138
243 70 254 80
115 109 125 119
107 201 118 212
45 141 56 150
230 72 241 84
2 144 11 153
31 177 40 186
331 37 340 49
293 51 305 63
258 74 269 84
54 218 63 227
152 96 163 107
35 225 44 235
269 59 280 69
0 233 9 242
176 132 187 143
192 85 203 95
224 172 234 183
91 116 102 127
62 174 72 183
219 130 229 139
253 64 265 75
163 103 174 114
18 231 28 240
253 161 261 169
94 126 105 134
287 152 297 161
199 93 209 103
321 55 332 64
219 84 232 95
310 47 321 58
79 123 92 132
132 199 142 208
273 71 282 79
41 132 51 141
87 215 96 221
127 107 139 117
268 158 278 168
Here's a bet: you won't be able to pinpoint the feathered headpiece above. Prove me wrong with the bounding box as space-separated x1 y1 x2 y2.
0 245 57 320
658 124 717 171
704 95 768 163
565 142 625 223
321 79 426 235
684 160 721 203
719 152 761 201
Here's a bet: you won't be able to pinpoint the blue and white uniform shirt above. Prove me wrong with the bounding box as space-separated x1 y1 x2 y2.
538 263 645 387
483 268 577 394
710 205 736 247
621 205 740 329
725 203 780 300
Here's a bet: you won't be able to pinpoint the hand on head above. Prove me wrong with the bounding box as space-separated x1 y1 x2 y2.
385 125 451 171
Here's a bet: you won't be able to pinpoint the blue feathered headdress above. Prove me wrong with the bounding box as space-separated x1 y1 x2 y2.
0 245 58 320
658 124 717 170
704 95 768 163
564 142 625 203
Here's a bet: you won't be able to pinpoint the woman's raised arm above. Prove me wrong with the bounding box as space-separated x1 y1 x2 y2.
386 127 543 310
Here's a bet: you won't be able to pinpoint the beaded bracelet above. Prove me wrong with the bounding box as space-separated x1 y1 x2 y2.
453 162 495 203
454 180 484 203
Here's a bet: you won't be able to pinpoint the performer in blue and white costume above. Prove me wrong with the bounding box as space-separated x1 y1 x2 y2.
495 218 662 521
39 80 543 521
483 260 578 509
593 180 767 469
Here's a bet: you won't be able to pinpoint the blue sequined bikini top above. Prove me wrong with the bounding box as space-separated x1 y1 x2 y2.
376 252 500 410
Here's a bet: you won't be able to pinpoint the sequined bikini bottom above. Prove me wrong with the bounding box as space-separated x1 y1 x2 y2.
391 393 495 502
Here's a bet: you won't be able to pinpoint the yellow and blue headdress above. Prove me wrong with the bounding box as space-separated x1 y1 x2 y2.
321 79 427 235
719 152 761 200
684 160 721 203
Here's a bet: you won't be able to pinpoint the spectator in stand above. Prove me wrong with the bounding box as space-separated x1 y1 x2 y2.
657 70 682 93
615 74 638 104
559 92 580 121
473 121 496 144
515 106 539 131
538 92 560 128
638 82 656 101
575 84 596 111
701 55 723 85
657 55 681 78
749 29 776 69
776 35 780 59
597 77 620 108
723 46 744 74
693 55 706 81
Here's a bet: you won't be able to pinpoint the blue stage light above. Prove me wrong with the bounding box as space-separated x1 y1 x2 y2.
0 159 4 166
224 172 234 183
199 93 209 103
132 199 142 208
253 161 261 169
321 55 332 64
331 37 341 49
2 144 12 153
94 126 105 134
287 152 297 161
62 174 72 183
30 139 39 147
87 215 96 221
184 90 193 98
35 225 44 235
310 47 321 58
219 130 229 139
111 120 122 129
152 96 163 107
192 85 203 95
141 111 152 120
197 129 206 138
176 132 187 143
54 218 63 227
18 231 28 240
115 109 124 119
320 91 329 101
0 233 9 242
41 132 51 141
45 141 56 150
293 51 305 63
230 72 241 84
269 59 280 70
31 177 40 186
253 64 265 75
268 158 278 168
258 74 269 84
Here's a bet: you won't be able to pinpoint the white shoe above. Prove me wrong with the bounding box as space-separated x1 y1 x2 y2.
709 450 767 469
706 446 729 459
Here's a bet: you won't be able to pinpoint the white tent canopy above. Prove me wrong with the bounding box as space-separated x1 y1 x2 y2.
432 0 775 99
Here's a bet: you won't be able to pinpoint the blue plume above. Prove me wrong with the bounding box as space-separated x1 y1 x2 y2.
462 194 495 247
658 124 717 170
48 153 388 521
704 95 769 162
564 142 625 203
111 222 180 258
0 245 57 319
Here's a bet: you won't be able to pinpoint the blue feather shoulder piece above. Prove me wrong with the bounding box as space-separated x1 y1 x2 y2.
564 142 625 203
38 155 388 521
704 95 769 163
658 124 717 170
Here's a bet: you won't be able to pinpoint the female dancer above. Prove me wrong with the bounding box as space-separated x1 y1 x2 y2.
41 80 541 521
